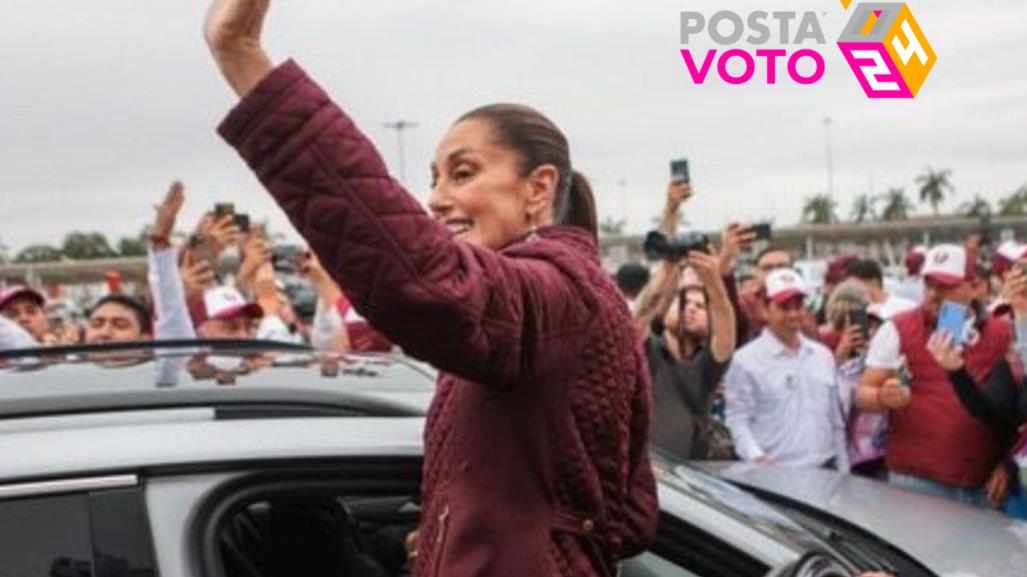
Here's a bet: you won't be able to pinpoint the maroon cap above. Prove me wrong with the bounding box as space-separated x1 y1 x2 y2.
0 285 45 312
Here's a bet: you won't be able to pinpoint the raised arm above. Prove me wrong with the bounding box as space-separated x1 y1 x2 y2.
148 182 197 341
206 4 591 386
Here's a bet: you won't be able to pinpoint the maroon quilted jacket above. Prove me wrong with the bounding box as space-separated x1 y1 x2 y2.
218 60 659 577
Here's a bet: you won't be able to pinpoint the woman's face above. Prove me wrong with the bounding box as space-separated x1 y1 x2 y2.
428 119 557 250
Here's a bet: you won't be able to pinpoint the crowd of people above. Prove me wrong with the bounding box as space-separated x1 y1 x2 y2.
619 178 1027 521
0 181 392 355
0 1 1019 575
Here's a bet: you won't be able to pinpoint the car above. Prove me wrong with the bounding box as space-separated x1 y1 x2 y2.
0 340 1021 577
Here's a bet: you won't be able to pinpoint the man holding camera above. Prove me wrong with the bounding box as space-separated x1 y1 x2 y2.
633 179 745 460
725 268 849 470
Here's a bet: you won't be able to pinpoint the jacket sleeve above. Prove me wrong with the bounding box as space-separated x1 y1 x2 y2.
218 61 588 386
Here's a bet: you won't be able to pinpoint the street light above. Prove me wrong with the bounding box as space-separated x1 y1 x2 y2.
383 120 418 185
823 116 835 198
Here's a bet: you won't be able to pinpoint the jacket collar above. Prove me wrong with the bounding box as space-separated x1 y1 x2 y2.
502 225 599 262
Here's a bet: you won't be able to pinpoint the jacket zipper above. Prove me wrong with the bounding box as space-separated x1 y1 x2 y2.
430 505 451 577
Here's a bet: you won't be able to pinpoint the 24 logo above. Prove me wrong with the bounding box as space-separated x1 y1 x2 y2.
837 1 937 98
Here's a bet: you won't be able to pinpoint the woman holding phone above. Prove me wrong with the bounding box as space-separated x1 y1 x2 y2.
202 2 659 576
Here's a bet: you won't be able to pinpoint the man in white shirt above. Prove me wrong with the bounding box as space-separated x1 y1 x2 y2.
725 268 849 470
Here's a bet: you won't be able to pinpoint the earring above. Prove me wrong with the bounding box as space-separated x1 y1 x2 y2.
526 216 540 242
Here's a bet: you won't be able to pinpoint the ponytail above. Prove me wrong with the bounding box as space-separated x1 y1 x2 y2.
561 170 598 245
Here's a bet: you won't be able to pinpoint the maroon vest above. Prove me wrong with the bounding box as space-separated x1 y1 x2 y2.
889 307 1012 487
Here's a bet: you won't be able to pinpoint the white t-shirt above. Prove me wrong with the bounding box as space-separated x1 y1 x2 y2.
866 321 902 370
873 294 917 321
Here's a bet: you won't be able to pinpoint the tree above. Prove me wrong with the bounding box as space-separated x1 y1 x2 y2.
15 244 63 263
599 216 627 236
800 194 837 225
998 184 1027 217
915 166 954 216
117 226 153 257
959 194 991 219
879 187 914 221
850 194 878 223
61 232 117 260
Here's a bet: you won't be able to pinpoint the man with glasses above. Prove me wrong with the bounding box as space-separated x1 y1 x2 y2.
725 268 849 470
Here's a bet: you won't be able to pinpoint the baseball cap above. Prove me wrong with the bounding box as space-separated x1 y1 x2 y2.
825 254 858 285
765 268 808 304
0 285 45 312
921 244 969 287
992 240 1027 277
904 248 926 276
200 286 263 323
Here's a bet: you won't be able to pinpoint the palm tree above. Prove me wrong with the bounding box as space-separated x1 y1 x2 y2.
915 166 954 215
800 194 837 225
879 187 914 221
998 184 1027 217
599 216 627 236
959 194 991 219
850 194 878 223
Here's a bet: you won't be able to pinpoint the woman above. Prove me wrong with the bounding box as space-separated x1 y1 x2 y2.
202 2 659 576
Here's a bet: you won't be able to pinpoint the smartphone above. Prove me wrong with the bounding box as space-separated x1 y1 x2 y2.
848 308 869 342
234 213 251 233
749 222 772 241
897 356 912 388
670 158 690 184
214 202 235 220
936 300 970 344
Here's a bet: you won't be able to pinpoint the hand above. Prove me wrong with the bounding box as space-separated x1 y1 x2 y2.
985 463 1011 509
834 323 865 366
300 250 330 283
180 252 217 303
153 181 185 244
927 331 965 372
205 0 275 96
1003 266 1027 319
718 223 756 273
878 377 912 411
685 247 724 290
755 455 775 465
200 214 242 256
254 262 281 316
666 180 692 213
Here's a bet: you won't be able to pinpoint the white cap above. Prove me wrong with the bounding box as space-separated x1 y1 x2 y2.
202 286 263 322
922 244 968 287
997 240 1027 263
765 268 808 304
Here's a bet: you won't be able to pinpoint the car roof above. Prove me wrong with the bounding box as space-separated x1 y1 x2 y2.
0 340 435 419
0 414 426 484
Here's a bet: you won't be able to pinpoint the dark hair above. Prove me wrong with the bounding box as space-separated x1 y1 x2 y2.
615 264 650 299
754 245 793 267
846 259 884 285
90 294 153 335
458 104 597 243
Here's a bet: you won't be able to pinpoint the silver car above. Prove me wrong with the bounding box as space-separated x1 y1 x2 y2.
0 341 1021 577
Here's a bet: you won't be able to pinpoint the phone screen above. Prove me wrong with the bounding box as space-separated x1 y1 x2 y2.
670 159 690 184
936 301 969 344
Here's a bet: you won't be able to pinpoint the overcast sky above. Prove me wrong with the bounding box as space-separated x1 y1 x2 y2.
1 0 1025 253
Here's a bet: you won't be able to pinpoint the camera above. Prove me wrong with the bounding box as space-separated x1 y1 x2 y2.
643 230 710 262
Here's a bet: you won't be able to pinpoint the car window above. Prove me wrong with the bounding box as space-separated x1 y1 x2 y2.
623 551 703 577
0 493 94 576
0 487 157 577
